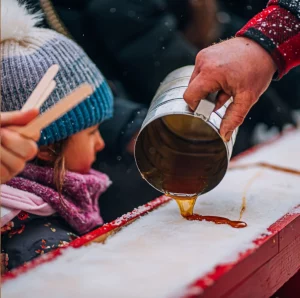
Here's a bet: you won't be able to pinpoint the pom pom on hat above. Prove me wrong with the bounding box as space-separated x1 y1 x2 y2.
1 0 42 43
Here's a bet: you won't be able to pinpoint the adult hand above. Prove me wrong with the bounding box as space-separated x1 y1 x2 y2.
184 37 277 141
1 110 39 184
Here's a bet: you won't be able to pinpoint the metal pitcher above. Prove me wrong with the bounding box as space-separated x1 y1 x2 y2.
134 66 238 198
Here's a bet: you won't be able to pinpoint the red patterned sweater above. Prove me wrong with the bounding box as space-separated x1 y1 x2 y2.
237 0 300 79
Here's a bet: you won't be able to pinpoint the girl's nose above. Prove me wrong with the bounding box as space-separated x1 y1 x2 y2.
95 132 105 152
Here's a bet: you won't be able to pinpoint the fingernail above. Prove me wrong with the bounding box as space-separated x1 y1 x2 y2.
224 131 233 142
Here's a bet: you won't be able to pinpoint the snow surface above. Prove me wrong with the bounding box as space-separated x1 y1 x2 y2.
3 130 300 298
232 129 300 170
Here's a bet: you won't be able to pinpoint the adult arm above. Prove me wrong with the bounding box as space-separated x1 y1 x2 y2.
237 0 300 79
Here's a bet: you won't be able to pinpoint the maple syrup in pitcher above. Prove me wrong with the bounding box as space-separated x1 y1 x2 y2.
136 114 228 196
135 114 247 228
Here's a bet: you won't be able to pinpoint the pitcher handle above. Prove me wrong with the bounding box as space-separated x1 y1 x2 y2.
194 92 218 121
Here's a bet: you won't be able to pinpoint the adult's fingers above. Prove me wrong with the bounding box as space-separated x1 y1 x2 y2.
188 64 200 84
0 147 26 183
0 128 38 160
214 91 231 111
184 73 220 110
1 109 39 127
220 92 255 141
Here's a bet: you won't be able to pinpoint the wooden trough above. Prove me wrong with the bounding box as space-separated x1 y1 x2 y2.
2 129 300 298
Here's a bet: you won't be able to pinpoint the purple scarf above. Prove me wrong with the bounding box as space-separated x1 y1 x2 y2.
6 164 111 235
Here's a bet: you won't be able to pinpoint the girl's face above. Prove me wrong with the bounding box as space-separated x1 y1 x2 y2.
64 124 105 174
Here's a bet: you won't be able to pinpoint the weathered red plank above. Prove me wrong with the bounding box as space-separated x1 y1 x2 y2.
278 213 300 251
271 270 300 297
224 234 300 298
196 235 279 298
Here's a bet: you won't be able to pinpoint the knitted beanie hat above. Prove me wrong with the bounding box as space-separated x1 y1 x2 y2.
1 0 113 146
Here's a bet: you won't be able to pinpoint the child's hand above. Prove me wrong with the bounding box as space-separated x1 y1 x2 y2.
1 110 40 184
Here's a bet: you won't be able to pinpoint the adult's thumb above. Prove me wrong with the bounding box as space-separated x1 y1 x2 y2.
220 92 255 142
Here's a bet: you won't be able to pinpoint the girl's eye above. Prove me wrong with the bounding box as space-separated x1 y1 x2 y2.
90 128 99 135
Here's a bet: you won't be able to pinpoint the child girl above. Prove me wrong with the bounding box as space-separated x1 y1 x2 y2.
1 0 113 272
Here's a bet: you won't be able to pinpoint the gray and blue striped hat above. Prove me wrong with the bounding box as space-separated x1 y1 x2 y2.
1 0 113 146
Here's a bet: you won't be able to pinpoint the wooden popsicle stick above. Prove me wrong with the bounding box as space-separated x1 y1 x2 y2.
22 65 60 111
16 84 93 140
34 80 56 110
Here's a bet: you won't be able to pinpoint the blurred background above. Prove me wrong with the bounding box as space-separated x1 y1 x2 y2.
32 0 300 221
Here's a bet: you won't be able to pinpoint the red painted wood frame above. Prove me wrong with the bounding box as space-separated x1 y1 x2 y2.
2 130 300 298
182 209 300 298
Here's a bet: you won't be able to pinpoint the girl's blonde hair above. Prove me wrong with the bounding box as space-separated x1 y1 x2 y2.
35 139 69 208
52 140 68 208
